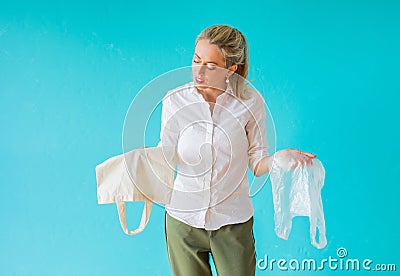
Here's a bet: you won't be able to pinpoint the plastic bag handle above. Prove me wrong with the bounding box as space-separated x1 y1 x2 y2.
115 199 152 235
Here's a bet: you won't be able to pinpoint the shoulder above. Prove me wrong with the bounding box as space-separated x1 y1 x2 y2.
241 84 266 112
162 82 195 102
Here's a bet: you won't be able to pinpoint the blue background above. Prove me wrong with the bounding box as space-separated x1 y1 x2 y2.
1 0 399 275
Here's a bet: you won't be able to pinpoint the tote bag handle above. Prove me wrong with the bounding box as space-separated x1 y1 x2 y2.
115 199 152 235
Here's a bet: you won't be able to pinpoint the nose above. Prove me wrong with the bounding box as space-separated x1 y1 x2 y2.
198 64 206 74
193 64 206 76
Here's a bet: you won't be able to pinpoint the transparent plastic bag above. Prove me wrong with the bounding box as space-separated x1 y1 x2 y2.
270 150 327 249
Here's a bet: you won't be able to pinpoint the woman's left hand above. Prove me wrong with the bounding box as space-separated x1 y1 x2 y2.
274 148 317 170
288 148 316 158
287 148 316 167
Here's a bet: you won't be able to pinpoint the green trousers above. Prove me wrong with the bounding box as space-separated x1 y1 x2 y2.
165 212 256 276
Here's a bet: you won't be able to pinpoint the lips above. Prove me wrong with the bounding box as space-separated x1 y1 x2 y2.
195 76 204 84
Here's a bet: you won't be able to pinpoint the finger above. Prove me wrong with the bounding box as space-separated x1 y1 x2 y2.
296 156 305 165
306 153 316 158
303 151 316 158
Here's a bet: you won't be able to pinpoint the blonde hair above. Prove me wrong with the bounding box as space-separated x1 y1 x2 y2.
196 25 249 99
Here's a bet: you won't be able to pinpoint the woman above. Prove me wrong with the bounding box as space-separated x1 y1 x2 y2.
158 25 316 276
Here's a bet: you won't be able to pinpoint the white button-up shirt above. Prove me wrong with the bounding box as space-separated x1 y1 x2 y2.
158 82 269 230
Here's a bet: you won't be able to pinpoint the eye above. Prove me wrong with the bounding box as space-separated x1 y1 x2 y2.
193 57 200 63
206 63 217 70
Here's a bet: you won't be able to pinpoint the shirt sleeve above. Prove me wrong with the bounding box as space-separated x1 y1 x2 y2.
157 93 180 148
245 94 270 174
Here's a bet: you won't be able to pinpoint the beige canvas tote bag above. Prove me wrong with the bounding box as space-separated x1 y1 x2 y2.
96 146 178 235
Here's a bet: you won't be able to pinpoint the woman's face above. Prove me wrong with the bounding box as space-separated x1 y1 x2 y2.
192 39 234 94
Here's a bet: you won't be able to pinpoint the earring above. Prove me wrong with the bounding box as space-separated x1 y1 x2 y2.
225 76 229 84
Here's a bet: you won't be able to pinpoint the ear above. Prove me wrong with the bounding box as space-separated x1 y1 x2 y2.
229 64 238 72
227 64 238 77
